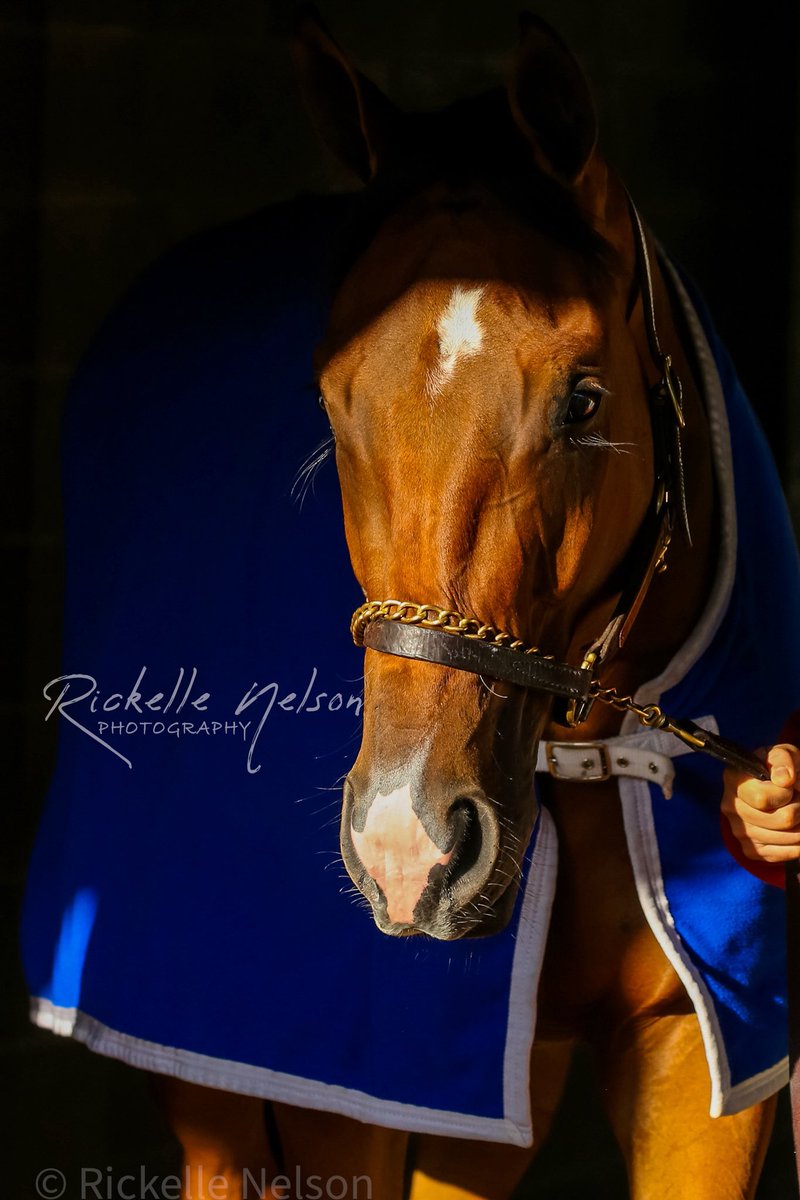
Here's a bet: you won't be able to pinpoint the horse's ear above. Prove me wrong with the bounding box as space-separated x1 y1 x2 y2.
507 14 598 186
293 7 399 182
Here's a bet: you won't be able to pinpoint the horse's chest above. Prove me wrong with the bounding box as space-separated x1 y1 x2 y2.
535 779 687 1035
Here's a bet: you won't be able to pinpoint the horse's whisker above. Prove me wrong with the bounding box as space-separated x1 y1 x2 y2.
291 436 335 508
319 812 344 830
571 433 636 454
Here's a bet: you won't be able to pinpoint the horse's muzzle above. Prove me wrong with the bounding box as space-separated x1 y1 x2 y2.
341 776 506 939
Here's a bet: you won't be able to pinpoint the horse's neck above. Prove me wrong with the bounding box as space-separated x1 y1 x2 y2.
541 257 718 1019
550 256 717 741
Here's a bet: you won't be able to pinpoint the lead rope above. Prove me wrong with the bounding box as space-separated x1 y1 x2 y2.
587 683 768 777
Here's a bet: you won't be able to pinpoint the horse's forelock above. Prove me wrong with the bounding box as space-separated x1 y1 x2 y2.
325 155 618 304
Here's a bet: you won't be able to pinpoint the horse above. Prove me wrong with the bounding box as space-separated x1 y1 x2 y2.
100 14 794 1200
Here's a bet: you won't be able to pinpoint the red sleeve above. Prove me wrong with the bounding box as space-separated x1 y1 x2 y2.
780 710 800 748
719 710 800 890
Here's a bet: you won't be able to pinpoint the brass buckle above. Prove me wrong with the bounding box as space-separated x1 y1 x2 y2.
566 650 598 727
545 741 610 782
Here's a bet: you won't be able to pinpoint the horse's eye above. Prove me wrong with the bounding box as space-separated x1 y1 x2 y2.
318 393 327 411
563 388 602 425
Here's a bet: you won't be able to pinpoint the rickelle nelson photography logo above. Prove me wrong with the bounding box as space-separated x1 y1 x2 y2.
43 666 363 773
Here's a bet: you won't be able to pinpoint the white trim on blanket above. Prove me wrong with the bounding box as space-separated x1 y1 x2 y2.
723 1058 789 1116
618 758 790 1117
620 774 731 1116
29 809 558 1150
617 262 784 1118
30 996 531 1145
501 807 558 1140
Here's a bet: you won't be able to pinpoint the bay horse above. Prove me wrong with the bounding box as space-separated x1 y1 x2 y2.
156 14 778 1200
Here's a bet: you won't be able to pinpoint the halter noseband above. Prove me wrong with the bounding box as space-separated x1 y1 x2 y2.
348 196 767 781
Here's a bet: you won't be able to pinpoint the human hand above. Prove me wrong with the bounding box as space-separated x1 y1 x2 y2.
721 745 800 864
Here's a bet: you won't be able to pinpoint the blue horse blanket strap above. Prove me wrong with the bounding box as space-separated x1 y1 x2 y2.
20 196 800 1145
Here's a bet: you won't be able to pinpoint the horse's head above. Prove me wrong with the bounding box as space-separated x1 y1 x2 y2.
297 16 659 939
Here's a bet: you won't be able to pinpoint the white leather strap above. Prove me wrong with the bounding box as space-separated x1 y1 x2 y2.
536 741 675 797
533 716 719 799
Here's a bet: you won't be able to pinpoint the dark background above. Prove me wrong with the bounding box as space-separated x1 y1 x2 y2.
5 2 800 1196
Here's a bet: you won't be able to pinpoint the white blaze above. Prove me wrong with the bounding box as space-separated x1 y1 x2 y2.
428 285 485 396
351 782 452 925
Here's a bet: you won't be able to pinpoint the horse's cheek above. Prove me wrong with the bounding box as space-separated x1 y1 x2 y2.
553 502 595 596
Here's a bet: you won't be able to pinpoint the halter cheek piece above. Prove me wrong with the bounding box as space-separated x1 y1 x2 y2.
349 195 767 783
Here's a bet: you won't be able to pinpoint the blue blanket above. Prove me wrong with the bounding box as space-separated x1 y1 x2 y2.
21 196 800 1143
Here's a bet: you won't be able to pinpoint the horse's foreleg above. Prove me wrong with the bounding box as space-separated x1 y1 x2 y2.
408 1136 533 1200
408 1038 576 1200
152 1075 279 1199
598 1013 775 1200
271 1103 409 1200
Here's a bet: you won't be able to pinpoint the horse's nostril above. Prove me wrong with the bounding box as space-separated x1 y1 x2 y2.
441 794 502 912
446 799 484 883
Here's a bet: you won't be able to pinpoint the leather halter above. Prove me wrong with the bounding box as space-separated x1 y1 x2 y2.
353 195 687 721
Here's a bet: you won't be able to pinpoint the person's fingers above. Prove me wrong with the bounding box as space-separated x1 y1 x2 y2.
767 744 800 788
741 843 800 864
722 780 792 815
723 746 800 864
721 768 746 816
725 810 800 862
729 801 800 849
722 775 795 815
738 823 800 847
729 798 800 833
